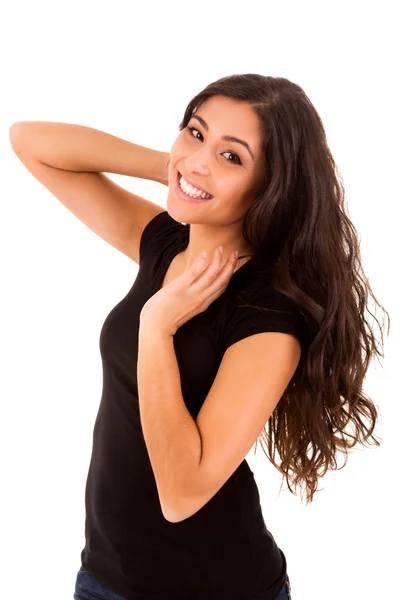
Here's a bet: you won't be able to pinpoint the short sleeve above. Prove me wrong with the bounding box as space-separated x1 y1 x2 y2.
139 210 180 264
221 285 308 354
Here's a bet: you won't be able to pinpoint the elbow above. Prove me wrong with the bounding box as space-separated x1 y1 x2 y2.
158 487 185 523
9 122 20 150
161 497 184 523
9 122 28 154
160 491 198 524
159 468 208 523
162 490 209 523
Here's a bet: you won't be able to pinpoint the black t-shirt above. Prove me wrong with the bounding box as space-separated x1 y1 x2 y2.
80 210 308 600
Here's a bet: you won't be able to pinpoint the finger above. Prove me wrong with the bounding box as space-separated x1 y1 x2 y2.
204 247 225 283
209 251 237 290
196 250 237 294
188 252 208 281
203 255 238 303
188 246 222 286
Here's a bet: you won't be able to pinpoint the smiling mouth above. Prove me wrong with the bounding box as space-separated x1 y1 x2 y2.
177 172 214 198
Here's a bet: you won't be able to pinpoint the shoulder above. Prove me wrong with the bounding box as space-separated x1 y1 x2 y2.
139 210 189 264
220 272 309 355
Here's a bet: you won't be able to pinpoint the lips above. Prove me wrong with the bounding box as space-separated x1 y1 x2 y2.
178 172 213 198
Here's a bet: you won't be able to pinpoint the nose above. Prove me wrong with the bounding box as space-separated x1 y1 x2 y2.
184 147 210 177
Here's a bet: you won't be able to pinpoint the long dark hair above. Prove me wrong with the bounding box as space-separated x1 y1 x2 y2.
177 73 390 504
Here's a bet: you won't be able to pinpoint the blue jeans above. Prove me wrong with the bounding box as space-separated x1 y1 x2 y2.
73 568 126 600
276 573 292 599
73 566 292 599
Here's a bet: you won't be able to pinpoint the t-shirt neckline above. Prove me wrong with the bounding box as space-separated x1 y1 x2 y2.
152 226 257 296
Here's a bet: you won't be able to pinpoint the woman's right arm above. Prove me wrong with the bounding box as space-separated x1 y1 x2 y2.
9 121 169 184
9 121 170 264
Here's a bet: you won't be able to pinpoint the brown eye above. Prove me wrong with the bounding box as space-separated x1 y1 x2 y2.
186 127 243 166
187 126 203 140
222 151 242 165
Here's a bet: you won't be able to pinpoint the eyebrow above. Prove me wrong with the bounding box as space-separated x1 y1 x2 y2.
190 115 255 161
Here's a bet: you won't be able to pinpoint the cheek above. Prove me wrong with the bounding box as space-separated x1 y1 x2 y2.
169 136 188 164
223 175 249 198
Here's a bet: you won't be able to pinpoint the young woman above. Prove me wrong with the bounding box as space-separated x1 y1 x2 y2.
10 73 389 600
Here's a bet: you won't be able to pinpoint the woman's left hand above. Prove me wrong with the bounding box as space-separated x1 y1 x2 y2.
139 246 238 337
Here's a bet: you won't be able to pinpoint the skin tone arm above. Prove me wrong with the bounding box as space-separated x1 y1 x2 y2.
137 326 202 523
9 121 169 184
137 247 239 523
138 314 301 526
137 243 301 524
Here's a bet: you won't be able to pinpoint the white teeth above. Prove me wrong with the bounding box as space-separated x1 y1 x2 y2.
179 175 212 199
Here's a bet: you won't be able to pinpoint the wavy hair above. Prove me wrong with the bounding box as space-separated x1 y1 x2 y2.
176 73 390 504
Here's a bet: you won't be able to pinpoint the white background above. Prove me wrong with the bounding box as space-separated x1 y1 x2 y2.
1 1 399 599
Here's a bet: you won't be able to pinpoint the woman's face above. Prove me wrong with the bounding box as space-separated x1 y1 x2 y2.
167 95 266 228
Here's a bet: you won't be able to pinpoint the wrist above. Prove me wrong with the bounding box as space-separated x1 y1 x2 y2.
139 319 174 341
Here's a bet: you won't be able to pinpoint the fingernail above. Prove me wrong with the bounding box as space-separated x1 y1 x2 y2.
235 250 239 259
218 245 224 255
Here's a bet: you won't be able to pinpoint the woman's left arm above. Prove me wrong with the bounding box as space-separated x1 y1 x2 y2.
137 246 238 522
137 326 202 523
